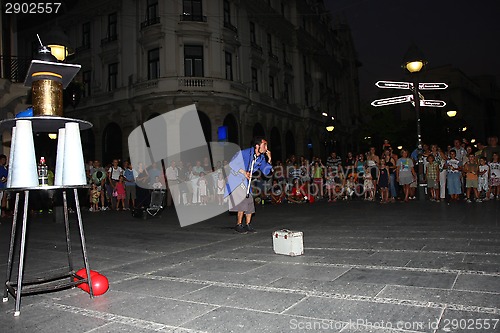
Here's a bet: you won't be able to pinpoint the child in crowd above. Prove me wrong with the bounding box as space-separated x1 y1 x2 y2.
270 179 285 204
425 154 440 202
446 150 462 202
198 172 208 205
90 183 100 212
288 178 308 203
113 175 127 210
345 175 356 200
478 157 489 200
152 176 163 189
325 166 336 202
363 165 375 201
464 154 480 203
311 160 324 199
378 159 390 203
489 152 500 200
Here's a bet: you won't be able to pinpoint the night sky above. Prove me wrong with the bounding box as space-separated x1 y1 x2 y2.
325 0 500 102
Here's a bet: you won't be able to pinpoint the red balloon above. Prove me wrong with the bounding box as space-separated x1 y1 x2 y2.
90 274 109 296
74 268 99 293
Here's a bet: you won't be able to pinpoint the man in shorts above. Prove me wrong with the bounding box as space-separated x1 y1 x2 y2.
225 137 273 233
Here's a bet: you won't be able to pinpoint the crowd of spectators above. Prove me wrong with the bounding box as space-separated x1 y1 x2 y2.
89 135 499 211
263 135 500 204
68 134 500 212
1 135 498 219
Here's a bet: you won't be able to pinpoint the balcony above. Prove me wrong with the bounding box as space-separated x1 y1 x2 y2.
178 77 213 88
269 53 279 63
224 22 238 33
251 42 263 54
141 17 161 30
101 35 118 46
130 77 249 100
179 14 207 22
1 56 31 83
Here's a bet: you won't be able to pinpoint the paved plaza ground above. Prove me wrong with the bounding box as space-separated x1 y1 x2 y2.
0 199 499 332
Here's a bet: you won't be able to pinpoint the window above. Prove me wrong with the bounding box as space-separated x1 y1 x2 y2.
284 82 290 103
250 22 256 44
82 22 90 49
148 48 160 80
223 0 231 26
108 13 117 40
108 63 118 91
225 51 233 81
182 0 203 21
251 67 258 91
267 33 272 55
141 0 159 28
282 43 287 64
269 75 275 98
184 45 203 77
82 70 91 97
302 55 307 69
147 0 158 20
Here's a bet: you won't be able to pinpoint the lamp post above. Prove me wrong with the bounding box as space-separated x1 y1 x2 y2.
402 44 427 201
326 118 335 156
445 102 458 143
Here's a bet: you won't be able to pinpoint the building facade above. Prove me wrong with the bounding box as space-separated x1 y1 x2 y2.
2 0 361 164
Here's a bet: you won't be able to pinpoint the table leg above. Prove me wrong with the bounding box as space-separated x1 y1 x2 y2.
3 193 20 303
74 189 94 297
14 190 30 316
62 191 74 275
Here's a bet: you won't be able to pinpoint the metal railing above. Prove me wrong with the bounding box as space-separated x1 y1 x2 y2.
141 17 161 29
100 35 118 46
179 14 207 22
224 22 238 33
0 56 31 83
178 77 213 88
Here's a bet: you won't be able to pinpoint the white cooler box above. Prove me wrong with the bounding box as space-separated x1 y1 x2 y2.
273 229 303 256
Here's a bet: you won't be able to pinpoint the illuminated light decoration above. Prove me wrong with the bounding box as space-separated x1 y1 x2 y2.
326 125 334 132
419 82 448 90
447 110 457 118
397 146 403 150
419 99 446 107
47 44 68 62
405 60 424 73
371 94 412 107
470 139 476 143
375 80 412 89
48 133 57 139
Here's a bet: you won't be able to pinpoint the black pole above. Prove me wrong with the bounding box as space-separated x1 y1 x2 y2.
412 80 426 201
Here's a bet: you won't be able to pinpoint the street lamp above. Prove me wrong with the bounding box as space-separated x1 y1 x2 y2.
402 44 427 201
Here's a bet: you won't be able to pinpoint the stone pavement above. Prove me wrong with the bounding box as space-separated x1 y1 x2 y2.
0 199 499 333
